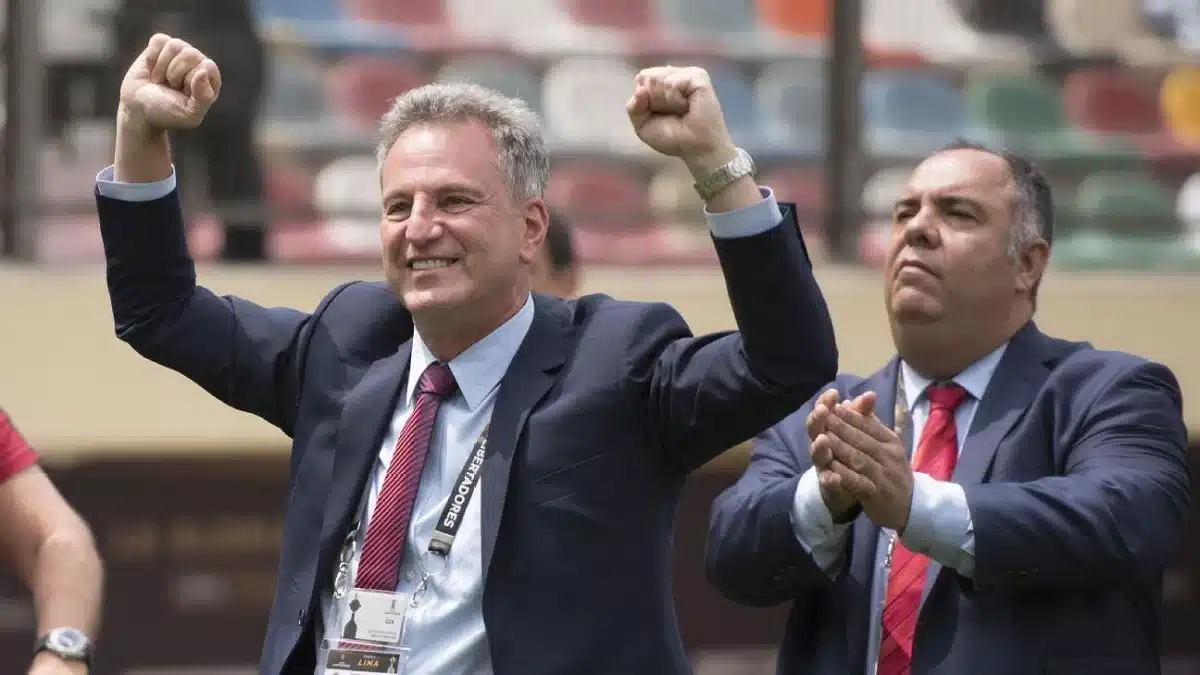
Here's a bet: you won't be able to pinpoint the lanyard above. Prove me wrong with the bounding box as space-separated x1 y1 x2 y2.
333 423 490 600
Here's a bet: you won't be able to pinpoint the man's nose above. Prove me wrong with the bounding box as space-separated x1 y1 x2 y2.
405 199 441 242
901 204 939 248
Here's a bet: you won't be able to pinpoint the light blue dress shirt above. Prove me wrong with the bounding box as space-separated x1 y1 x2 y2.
96 165 788 673
791 343 1008 675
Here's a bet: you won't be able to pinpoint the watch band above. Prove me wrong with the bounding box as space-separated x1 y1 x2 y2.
35 628 93 669
692 147 757 201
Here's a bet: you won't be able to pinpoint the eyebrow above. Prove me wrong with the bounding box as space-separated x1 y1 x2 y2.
382 183 487 203
894 195 986 214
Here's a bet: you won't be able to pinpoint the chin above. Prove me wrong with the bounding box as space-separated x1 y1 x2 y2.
402 287 472 315
890 298 943 325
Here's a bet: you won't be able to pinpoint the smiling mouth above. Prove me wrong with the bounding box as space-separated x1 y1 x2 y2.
407 258 459 270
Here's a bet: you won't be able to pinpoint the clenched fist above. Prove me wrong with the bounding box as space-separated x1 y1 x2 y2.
119 34 222 135
627 66 736 175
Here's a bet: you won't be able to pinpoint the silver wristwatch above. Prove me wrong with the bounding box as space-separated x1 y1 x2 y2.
35 627 93 669
692 147 757 200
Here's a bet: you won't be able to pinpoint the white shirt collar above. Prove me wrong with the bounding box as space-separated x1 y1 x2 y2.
900 342 1008 410
406 294 536 411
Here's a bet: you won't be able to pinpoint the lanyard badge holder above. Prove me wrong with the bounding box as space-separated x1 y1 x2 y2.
320 426 490 675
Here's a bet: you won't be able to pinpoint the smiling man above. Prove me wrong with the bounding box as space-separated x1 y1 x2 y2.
706 141 1191 675
94 35 837 675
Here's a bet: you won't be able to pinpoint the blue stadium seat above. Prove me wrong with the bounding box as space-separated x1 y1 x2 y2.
657 0 757 36
755 60 825 156
704 63 758 148
435 57 544 117
863 70 966 157
254 0 339 23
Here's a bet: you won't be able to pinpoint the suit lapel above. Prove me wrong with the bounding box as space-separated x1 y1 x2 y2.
481 294 570 578
845 358 899 673
952 322 1054 485
319 342 413 554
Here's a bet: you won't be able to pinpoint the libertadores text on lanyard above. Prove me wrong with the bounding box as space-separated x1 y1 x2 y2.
318 425 489 675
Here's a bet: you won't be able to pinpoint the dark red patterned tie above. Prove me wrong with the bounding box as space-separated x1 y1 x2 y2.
356 362 457 591
878 382 968 675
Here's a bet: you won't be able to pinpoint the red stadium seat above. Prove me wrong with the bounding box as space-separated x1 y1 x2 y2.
325 57 427 131
546 161 656 234
1064 68 1200 176
560 0 653 32
1063 69 1163 137
341 0 445 26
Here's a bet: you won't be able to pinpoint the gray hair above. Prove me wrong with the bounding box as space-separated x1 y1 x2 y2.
376 82 550 202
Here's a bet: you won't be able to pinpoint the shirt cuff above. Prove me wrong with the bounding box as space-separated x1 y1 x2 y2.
95 165 177 202
704 186 783 239
791 467 853 577
901 472 976 577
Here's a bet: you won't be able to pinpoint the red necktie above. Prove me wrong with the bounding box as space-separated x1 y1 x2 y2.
877 382 969 675
356 362 457 591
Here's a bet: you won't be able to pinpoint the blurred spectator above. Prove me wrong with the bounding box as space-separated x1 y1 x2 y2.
0 409 103 675
111 0 269 261
531 211 580 298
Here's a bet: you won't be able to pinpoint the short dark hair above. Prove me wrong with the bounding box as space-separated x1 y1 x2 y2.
544 211 575 273
937 139 1054 248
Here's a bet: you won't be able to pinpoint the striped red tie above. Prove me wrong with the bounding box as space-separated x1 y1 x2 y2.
356 362 457 592
877 382 968 675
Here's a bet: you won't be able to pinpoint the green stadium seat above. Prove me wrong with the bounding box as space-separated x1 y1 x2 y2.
964 72 1137 169
1055 171 1200 270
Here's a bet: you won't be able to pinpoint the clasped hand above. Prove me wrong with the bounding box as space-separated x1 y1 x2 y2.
808 390 913 532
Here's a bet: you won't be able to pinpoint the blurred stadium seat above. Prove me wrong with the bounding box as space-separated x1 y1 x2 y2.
263 55 328 123
1161 65 1200 146
755 60 825 154
435 56 544 116
342 0 445 27
1180 172 1200 248
863 69 967 158
702 62 758 148
950 0 1048 39
560 0 654 32
1055 169 1196 270
863 0 1036 64
657 0 758 37
543 58 642 149
756 0 828 38
325 56 427 131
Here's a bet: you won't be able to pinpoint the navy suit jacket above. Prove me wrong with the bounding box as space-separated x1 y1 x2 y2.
96 188 838 675
707 323 1190 675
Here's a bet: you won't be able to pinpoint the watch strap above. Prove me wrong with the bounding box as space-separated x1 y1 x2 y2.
692 147 756 201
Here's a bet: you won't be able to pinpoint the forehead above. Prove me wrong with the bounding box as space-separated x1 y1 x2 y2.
903 149 1013 205
381 120 502 189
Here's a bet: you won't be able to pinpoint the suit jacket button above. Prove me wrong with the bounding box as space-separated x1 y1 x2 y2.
298 610 306 625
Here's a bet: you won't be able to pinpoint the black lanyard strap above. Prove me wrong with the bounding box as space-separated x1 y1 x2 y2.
427 424 489 557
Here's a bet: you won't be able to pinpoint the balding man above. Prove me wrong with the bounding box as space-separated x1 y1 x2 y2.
707 141 1190 675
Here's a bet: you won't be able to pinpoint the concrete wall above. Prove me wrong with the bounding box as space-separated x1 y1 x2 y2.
3 265 1197 463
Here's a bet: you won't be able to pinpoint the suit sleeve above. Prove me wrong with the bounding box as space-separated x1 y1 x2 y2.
96 169 318 436
626 192 837 470
964 361 1191 592
706 394 846 607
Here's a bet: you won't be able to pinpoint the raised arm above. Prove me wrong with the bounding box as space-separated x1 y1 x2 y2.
623 66 835 468
98 34 317 433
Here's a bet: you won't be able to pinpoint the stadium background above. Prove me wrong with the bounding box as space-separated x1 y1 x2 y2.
1 0 1199 672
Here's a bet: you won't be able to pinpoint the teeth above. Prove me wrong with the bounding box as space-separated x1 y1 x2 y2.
411 259 455 270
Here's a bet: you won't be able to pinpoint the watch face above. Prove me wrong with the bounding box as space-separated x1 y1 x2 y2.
47 628 89 656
